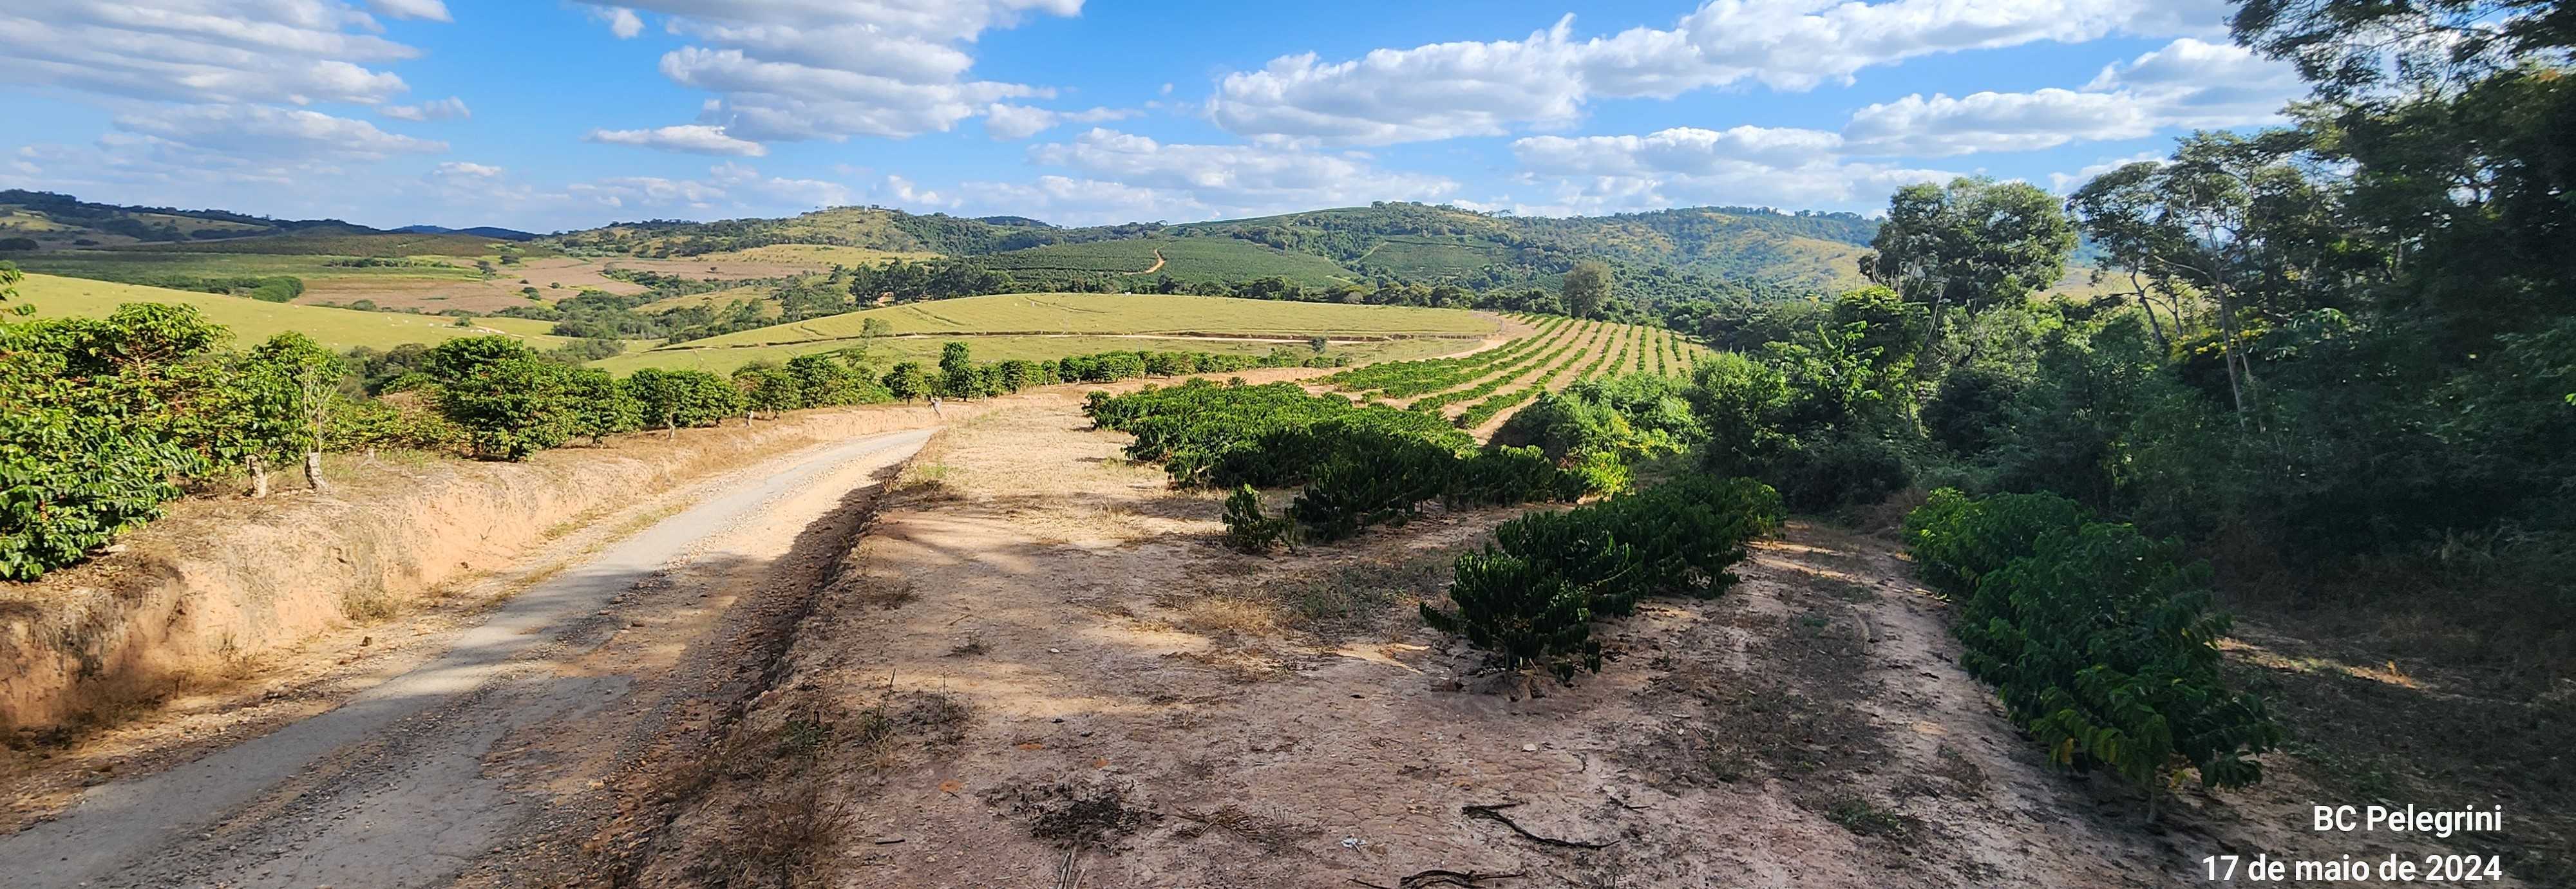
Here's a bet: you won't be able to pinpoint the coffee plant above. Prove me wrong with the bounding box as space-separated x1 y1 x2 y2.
1425 476 1783 680
1906 490 2282 809
1421 550 1600 682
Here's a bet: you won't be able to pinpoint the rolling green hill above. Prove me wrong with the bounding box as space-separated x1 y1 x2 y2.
982 237 1353 289
547 201 1888 303
98 231 554 258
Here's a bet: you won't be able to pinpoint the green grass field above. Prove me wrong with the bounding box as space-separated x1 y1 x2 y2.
100 232 551 257
982 237 1353 288
676 293 1499 349
12 249 487 282
10 274 586 351
589 332 1469 374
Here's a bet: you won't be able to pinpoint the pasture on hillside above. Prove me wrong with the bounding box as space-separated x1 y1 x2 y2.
588 332 1470 374
980 236 1353 288
670 292 1499 347
592 293 1502 372
7 274 595 351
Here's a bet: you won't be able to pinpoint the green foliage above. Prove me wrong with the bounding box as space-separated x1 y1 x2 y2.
0 303 234 577
733 362 802 416
1423 550 1600 681
1219 485 1295 554
1861 176 2076 321
1562 260 1613 319
882 361 934 403
434 346 580 460
565 367 642 443
1424 477 1782 680
1907 491 2280 798
1495 372 1705 470
1901 488 2089 599
624 367 743 432
321 395 463 452
1093 379 1580 541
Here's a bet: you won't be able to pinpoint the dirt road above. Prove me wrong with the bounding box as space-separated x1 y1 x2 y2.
0 427 933 889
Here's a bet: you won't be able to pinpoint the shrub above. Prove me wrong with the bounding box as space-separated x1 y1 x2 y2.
565 367 641 444
437 354 578 460
1901 488 2087 599
625 367 743 433
1964 523 2281 800
0 406 201 580
1765 430 1911 512
1421 550 1600 682
1219 485 1294 554
1906 490 2280 806
1427 477 1782 681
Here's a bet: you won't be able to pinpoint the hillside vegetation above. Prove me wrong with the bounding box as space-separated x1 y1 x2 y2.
981 236 1352 288
10 274 582 351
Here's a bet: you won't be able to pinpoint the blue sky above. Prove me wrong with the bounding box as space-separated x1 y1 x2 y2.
0 1 2304 232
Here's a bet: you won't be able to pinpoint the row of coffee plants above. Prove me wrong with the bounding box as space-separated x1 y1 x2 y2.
1408 328 1587 414
1903 489 2284 812
1319 317 1564 397
1087 379 1584 546
905 342 1342 402
1422 477 1783 680
1453 324 1602 427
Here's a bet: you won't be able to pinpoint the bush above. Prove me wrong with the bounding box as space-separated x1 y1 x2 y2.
1765 430 1911 512
565 367 641 444
1901 487 2087 599
0 406 201 580
1421 551 1600 682
1905 490 2280 805
1426 477 1782 680
1219 485 1294 554
1965 523 2281 798
625 368 743 432
437 353 578 460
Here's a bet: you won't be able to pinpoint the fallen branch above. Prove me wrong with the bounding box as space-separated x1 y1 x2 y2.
1461 801 1616 850
1350 869 1526 889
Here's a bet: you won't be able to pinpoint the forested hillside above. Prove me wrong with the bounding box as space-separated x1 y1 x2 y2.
545 201 1884 307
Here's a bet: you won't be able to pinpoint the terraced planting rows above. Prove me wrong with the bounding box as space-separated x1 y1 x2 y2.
1314 313 1719 433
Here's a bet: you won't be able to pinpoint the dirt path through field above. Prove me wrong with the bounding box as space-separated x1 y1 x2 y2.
614 391 2246 887
1138 247 1166 275
0 428 933 888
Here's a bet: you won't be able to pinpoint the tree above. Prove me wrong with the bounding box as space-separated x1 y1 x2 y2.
937 341 978 398
883 361 934 403
2065 133 2347 418
1860 177 2076 351
1562 261 1612 319
860 317 893 338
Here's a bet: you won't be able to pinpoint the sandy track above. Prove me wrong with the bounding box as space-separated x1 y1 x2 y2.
615 392 2249 888
0 428 933 889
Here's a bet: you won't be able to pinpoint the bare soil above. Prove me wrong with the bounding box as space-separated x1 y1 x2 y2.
564 388 2515 888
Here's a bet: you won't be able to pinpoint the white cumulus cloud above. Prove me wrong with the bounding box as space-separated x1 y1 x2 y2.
380 96 472 122
572 0 1085 144
585 124 768 156
1208 0 2232 145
